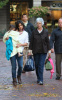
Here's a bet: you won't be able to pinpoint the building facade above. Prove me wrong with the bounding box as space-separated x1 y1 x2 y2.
0 0 41 33
0 0 62 37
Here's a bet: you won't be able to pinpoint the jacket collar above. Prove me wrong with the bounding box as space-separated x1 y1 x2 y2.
57 27 62 31
35 28 44 35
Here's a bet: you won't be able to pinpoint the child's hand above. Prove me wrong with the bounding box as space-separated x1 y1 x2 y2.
16 44 21 48
6 37 9 40
28 53 32 56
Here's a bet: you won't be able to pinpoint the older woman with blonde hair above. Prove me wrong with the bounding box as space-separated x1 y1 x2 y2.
29 17 50 85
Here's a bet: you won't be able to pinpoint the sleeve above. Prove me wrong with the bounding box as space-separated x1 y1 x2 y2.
3 32 9 43
45 30 50 50
50 30 55 49
24 32 29 43
29 31 34 50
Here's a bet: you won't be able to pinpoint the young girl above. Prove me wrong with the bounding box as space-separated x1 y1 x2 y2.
3 25 23 58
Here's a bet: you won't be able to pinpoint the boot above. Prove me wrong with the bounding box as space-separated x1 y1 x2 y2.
13 78 17 87
17 76 22 84
22 70 25 73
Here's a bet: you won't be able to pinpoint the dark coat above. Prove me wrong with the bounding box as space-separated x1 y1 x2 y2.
29 28 50 54
24 21 35 41
50 27 62 54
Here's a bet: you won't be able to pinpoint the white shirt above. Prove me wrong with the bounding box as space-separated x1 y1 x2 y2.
18 30 29 51
23 21 28 26
37 28 43 33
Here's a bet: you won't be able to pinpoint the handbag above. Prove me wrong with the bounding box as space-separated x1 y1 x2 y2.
45 59 52 71
23 56 35 72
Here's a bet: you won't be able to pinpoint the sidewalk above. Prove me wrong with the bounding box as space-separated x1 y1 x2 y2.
0 41 62 100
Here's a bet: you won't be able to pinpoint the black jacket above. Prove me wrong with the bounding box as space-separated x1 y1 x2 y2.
24 21 35 41
50 27 62 54
29 28 50 54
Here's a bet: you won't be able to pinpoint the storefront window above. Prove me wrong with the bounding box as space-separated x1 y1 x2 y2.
10 2 28 22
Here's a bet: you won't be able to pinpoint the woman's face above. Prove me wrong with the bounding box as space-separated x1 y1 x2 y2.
18 23 23 31
37 22 42 29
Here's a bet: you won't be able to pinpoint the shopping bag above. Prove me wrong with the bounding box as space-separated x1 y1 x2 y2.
45 59 52 71
23 56 35 72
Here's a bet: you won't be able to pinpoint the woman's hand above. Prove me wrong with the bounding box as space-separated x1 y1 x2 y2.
51 49 54 53
16 44 21 48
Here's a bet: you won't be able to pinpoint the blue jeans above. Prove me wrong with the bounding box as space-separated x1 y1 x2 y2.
10 54 23 78
34 53 47 82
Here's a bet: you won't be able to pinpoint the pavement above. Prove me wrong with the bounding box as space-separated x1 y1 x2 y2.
0 41 62 100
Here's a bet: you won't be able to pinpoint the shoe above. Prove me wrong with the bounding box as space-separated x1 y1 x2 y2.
38 81 43 85
22 70 25 73
17 76 22 84
37 80 39 83
56 77 60 80
13 78 17 87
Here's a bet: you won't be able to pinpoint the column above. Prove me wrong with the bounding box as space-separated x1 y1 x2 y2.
0 2 10 33
33 0 41 7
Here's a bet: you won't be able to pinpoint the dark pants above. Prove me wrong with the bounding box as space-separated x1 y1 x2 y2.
55 54 62 77
34 53 47 82
10 54 23 78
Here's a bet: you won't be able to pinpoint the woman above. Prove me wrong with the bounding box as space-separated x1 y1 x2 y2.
15 20 29 85
29 18 50 85
3 21 28 87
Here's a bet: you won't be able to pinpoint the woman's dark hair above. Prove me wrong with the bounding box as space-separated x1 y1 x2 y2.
15 20 25 31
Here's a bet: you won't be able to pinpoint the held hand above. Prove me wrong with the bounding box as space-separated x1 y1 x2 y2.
6 37 9 40
51 49 54 53
48 53 51 58
28 53 32 56
16 44 21 48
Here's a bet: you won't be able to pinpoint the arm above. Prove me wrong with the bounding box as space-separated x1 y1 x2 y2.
48 30 55 57
3 32 9 43
16 32 29 48
16 43 28 48
46 30 50 51
50 30 55 50
28 31 34 55
45 31 51 57
29 31 34 50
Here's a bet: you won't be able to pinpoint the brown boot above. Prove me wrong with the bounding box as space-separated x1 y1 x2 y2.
13 78 17 87
22 70 25 73
17 76 22 84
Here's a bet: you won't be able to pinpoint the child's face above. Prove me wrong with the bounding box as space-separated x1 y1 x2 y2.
18 23 23 31
12 28 15 31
